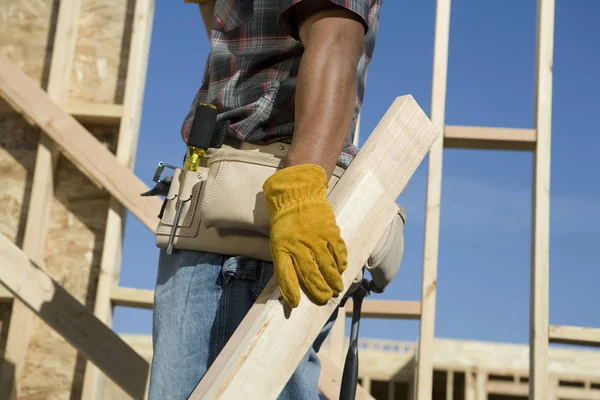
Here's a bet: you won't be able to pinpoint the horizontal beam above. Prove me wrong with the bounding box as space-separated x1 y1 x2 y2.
344 299 421 319
0 233 149 399
444 125 536 151
112 286 154 309
488 380 600 400
487 380 528 396
549 325 600 348
111 286 422 321
63 101 123 126
0 53 161 231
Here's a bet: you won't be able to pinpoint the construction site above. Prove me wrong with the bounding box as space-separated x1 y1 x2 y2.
1 0 599 399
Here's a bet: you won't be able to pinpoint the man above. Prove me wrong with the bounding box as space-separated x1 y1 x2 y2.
148 0 383 398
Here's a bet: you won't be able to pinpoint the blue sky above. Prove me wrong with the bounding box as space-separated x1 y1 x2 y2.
114 0 600 350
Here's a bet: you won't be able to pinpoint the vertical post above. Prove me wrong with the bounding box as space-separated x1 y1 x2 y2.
446 370 454 400
475 371 486 400
80 0 154 398
415 0 451 398
464 371 475 400
530 0 554 399
0 1 82 398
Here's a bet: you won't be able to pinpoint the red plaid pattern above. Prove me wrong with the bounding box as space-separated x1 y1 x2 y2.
182 0 382 168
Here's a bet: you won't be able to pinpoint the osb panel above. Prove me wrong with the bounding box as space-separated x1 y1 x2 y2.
0 0 56 87
19 128 117 400
0 108 41 246
69 0 134 104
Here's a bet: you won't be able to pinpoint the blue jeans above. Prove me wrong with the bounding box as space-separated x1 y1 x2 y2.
148 248 339 399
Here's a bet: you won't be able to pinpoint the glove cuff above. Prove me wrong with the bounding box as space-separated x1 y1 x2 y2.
263 164 329 215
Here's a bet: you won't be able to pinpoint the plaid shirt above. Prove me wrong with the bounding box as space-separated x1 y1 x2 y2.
182 0 382 168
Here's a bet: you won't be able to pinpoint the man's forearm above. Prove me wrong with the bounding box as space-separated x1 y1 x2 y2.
286 8 365 179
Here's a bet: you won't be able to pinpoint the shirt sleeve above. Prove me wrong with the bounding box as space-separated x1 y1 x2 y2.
278 0 373 41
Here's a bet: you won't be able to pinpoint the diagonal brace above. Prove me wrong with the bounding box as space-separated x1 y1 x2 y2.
0 53 161 231
0 233 149 399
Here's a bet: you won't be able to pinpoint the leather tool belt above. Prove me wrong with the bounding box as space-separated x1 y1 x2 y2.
155 137 406 292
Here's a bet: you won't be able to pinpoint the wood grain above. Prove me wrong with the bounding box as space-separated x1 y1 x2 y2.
0 52 162 231
189 95 439 399
0 233 149 399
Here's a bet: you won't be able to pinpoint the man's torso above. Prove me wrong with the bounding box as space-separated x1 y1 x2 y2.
181 0 382 168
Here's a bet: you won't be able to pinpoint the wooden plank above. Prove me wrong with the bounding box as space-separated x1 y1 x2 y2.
475 371 486 399
0 52 162 231
487 381 528 396
111 287 155 309
81 0 155 398
344 299 421 319
110 287 422 323
0 287 11 302
318 356 375 400
557 386 600 400
530 0 555 399
0 1 82 397
446 370 454 400
444 125 536 151
465 371 475 400
488 380 600 400
0 233 149 399
63 102 123 126
549 325 600 348
188 95 439 399
416 0 451 398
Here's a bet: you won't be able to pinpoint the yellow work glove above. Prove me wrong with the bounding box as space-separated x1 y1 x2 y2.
263 164 348 308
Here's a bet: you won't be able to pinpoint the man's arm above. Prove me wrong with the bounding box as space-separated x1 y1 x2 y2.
285 2 366 179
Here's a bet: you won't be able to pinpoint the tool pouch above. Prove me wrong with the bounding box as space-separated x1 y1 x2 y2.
155 138 406 292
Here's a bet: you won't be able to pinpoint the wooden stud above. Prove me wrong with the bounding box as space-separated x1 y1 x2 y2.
446 370 454 400
475 371 486 400
530 0 554 399
415 0 451 398
549 325 600 348
188 95 439 399
465 371 476 400
81 0 155 398
0 52 163 231
0 1 82 397
0 233 149 399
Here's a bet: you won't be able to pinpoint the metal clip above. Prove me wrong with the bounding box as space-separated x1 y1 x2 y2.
152 161 178 183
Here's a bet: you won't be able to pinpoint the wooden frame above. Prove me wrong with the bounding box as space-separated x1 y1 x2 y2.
0 0 82 397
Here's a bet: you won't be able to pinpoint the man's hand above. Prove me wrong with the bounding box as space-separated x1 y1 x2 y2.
263 164 348 308
285 2 366 179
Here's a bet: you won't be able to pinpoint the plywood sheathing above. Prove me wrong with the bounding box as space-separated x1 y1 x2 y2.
19 128 117 399
0 0 56 389
0 0 135 397
69 0 133 104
